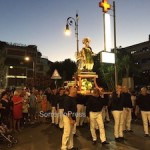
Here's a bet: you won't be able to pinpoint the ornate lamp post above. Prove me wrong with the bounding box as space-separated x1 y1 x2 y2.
65 13 79 59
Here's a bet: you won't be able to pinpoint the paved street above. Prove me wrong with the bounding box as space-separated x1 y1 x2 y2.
1 120 150 150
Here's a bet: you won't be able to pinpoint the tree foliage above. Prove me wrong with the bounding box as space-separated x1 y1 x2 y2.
94 48 141 91
48 59 77 88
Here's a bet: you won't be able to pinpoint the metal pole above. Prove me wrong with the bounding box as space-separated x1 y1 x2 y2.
26 67 27 85
113 1 118 87
76 13 79 54
6 67 8 88
33 61 35 87
66 13 79 69
75 13 79 71
55 80 57 89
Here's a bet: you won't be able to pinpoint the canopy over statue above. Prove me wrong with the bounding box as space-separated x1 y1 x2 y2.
77 37 95 72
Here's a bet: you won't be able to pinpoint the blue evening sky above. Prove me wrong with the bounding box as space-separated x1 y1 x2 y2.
0 0 150 62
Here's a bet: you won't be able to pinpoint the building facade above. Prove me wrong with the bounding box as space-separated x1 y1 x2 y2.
0 41 52 89
121 35 150 86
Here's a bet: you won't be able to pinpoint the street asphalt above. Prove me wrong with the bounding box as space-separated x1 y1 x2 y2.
0 119 150 150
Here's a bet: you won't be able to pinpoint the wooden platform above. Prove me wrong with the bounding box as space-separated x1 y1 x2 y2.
75 72 98 78
74 71 99 94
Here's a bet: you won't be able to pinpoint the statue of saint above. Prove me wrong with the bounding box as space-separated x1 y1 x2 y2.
78 37 94 71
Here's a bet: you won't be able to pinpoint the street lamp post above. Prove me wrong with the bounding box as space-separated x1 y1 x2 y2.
31 60 35 87
113 1 118 87
65 13 79 59
99 0 118 88
24 56 35 87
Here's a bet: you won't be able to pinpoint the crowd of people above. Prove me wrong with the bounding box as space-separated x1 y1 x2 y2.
0 85 150 150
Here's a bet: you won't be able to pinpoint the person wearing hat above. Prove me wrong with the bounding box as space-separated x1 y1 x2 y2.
80 37 94 71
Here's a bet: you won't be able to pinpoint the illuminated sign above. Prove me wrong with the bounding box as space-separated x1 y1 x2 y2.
104 13 111 52
99 0 111 13
100 52 115 64
7 75 27 78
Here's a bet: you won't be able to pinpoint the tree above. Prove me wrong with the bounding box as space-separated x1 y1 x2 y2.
117 49 141 78
48 59 77 88
91 47 142 91
118 55 131 78
62 59 77 81
99 63 115 91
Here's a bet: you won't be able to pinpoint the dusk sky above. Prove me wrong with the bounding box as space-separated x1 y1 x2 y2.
0 0 150 62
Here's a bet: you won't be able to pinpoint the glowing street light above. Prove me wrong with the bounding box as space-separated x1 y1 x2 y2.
65 24 71 36
24 56 30 61
65 13 79 56
9 66 13 69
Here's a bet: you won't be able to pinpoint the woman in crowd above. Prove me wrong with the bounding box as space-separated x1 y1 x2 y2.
41 95 50 123
12 90 23 132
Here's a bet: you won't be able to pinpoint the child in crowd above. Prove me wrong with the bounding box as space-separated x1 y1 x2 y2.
41 95 50 123
36 93 42 123
22 99 30 126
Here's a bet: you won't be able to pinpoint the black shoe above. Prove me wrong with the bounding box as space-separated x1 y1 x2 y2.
51 123 55 126
69 147 78 150
55 124 59 128
105 120 110 124
92 140 97 145
59 128 63 131
123 130 127 133
119 137 126 141
115 138 121 142
127 130 133 133
73 134 78 138
79 125 83 128
102 141 109 145
144 134 149 137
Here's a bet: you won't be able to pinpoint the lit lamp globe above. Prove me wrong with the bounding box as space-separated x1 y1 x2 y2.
65 24 71 36
24 56 30 61
9 66 13 69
